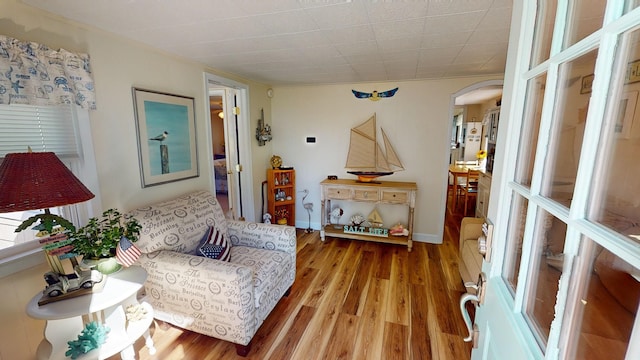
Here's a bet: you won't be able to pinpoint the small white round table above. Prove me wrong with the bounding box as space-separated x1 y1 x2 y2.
26 266 156 360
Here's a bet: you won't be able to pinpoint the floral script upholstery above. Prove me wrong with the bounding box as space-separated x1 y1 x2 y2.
126 190 296 355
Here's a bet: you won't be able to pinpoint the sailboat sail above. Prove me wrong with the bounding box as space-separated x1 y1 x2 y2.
368 208 383 226
345 114 404 181
345 127 376 169
382 129 404 170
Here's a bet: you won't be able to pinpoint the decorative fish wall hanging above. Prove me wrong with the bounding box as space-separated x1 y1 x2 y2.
351 87 398 101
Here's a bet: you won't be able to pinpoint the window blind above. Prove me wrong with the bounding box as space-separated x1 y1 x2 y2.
0 104 79 158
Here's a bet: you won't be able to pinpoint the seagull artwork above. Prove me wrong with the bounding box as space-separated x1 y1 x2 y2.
351 87 398 101
149 131 168 143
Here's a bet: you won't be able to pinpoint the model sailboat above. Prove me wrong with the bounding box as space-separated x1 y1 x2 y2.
345 114 404 182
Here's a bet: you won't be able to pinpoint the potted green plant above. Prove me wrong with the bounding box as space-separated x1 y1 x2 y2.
71 209 141 274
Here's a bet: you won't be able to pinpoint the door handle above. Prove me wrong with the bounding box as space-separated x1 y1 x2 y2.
460 292 479 344
459 272 486 346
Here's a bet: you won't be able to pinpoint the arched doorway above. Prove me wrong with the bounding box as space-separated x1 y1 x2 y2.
443 80 503 222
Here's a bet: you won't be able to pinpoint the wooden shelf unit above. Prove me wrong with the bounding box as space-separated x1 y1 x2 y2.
320 179 417 251
267 168 296 226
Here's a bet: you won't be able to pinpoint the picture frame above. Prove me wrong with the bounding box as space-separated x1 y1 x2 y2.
580 74 594 94
132 88 199 187
626 59 640 84
614 91 637 139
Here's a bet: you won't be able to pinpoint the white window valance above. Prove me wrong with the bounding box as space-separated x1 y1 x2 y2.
0 35 96 109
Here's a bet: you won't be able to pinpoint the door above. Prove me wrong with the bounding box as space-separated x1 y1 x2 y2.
471 1 640 359
205 73 255 222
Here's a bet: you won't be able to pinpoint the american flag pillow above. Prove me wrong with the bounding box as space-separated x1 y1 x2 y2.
198 225 231 262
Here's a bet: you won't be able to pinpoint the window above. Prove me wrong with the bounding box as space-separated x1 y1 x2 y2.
0 104 98 262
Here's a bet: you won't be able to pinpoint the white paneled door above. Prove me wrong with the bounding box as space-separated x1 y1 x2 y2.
472 1 640 359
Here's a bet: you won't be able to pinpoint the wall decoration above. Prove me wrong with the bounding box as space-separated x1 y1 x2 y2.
580 74 594 94
615 91 637 139
626 59 640 84
132 88 198 187
352 87 398 101
256 108 272 146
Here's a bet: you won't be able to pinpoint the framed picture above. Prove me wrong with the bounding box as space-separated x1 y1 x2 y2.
132 88 199 187
614 91 637 139
626 59 640 84
580 74 594 94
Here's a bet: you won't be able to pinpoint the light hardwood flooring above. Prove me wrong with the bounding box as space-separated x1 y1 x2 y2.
119 216 472 360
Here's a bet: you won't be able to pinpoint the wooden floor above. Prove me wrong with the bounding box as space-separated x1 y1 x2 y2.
119 211 470 360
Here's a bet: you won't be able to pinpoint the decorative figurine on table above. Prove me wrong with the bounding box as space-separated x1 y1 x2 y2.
367 208 384 228
274 208 290 225
390 223 409 236
65 321 110 359
263 213 272 224
349 214 365 226
331 207 344 229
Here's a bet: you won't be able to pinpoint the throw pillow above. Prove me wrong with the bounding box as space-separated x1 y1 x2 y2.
198 225 231 262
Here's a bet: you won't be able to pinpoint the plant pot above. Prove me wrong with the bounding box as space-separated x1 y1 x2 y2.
277 218 288 225
82 257 122 275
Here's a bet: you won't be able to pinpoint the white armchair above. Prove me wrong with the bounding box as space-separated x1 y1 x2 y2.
127 190 296 356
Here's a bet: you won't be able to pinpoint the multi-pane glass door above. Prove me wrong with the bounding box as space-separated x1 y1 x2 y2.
485 1 640 359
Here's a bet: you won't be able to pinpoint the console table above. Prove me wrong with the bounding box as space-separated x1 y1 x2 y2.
320 179 417 251
26 266 156 360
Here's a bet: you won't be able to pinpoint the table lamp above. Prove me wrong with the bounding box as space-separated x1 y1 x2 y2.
0 151 95 273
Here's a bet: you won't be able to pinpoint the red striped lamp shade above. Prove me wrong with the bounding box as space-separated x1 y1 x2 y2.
0 152 95 212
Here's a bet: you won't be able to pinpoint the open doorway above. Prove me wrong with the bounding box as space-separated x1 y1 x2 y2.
204 73 255 222
446 80 503 219
209 91 229 214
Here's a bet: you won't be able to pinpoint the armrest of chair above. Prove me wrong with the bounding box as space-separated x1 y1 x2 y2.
460 217 484 255
227 220 297 254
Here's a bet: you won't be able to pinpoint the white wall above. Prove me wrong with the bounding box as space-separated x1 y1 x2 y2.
271 79 498 242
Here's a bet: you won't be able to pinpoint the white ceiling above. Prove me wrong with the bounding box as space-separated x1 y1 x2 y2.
21 0 512 91
455 85 503 105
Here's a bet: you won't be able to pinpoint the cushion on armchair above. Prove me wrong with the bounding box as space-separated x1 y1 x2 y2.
198 225 231 261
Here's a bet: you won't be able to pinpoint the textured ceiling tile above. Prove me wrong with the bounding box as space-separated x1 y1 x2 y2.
299 45 344 60
234 0 303 15
365 2 429 23
418 47 463 65
281 31 335 48
372 18 426 41
325 25 375 44
256 9 320 34
455 43 507 65
351 62 387 73
334 41 379 57
423 12 486 34
344 53 384 65
377 37 424 52
467 29 511 45
477 6 513 30
427 0 494 16
20 0 512 85
421 32 472 48
303 2 369 29
382 51 420 63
